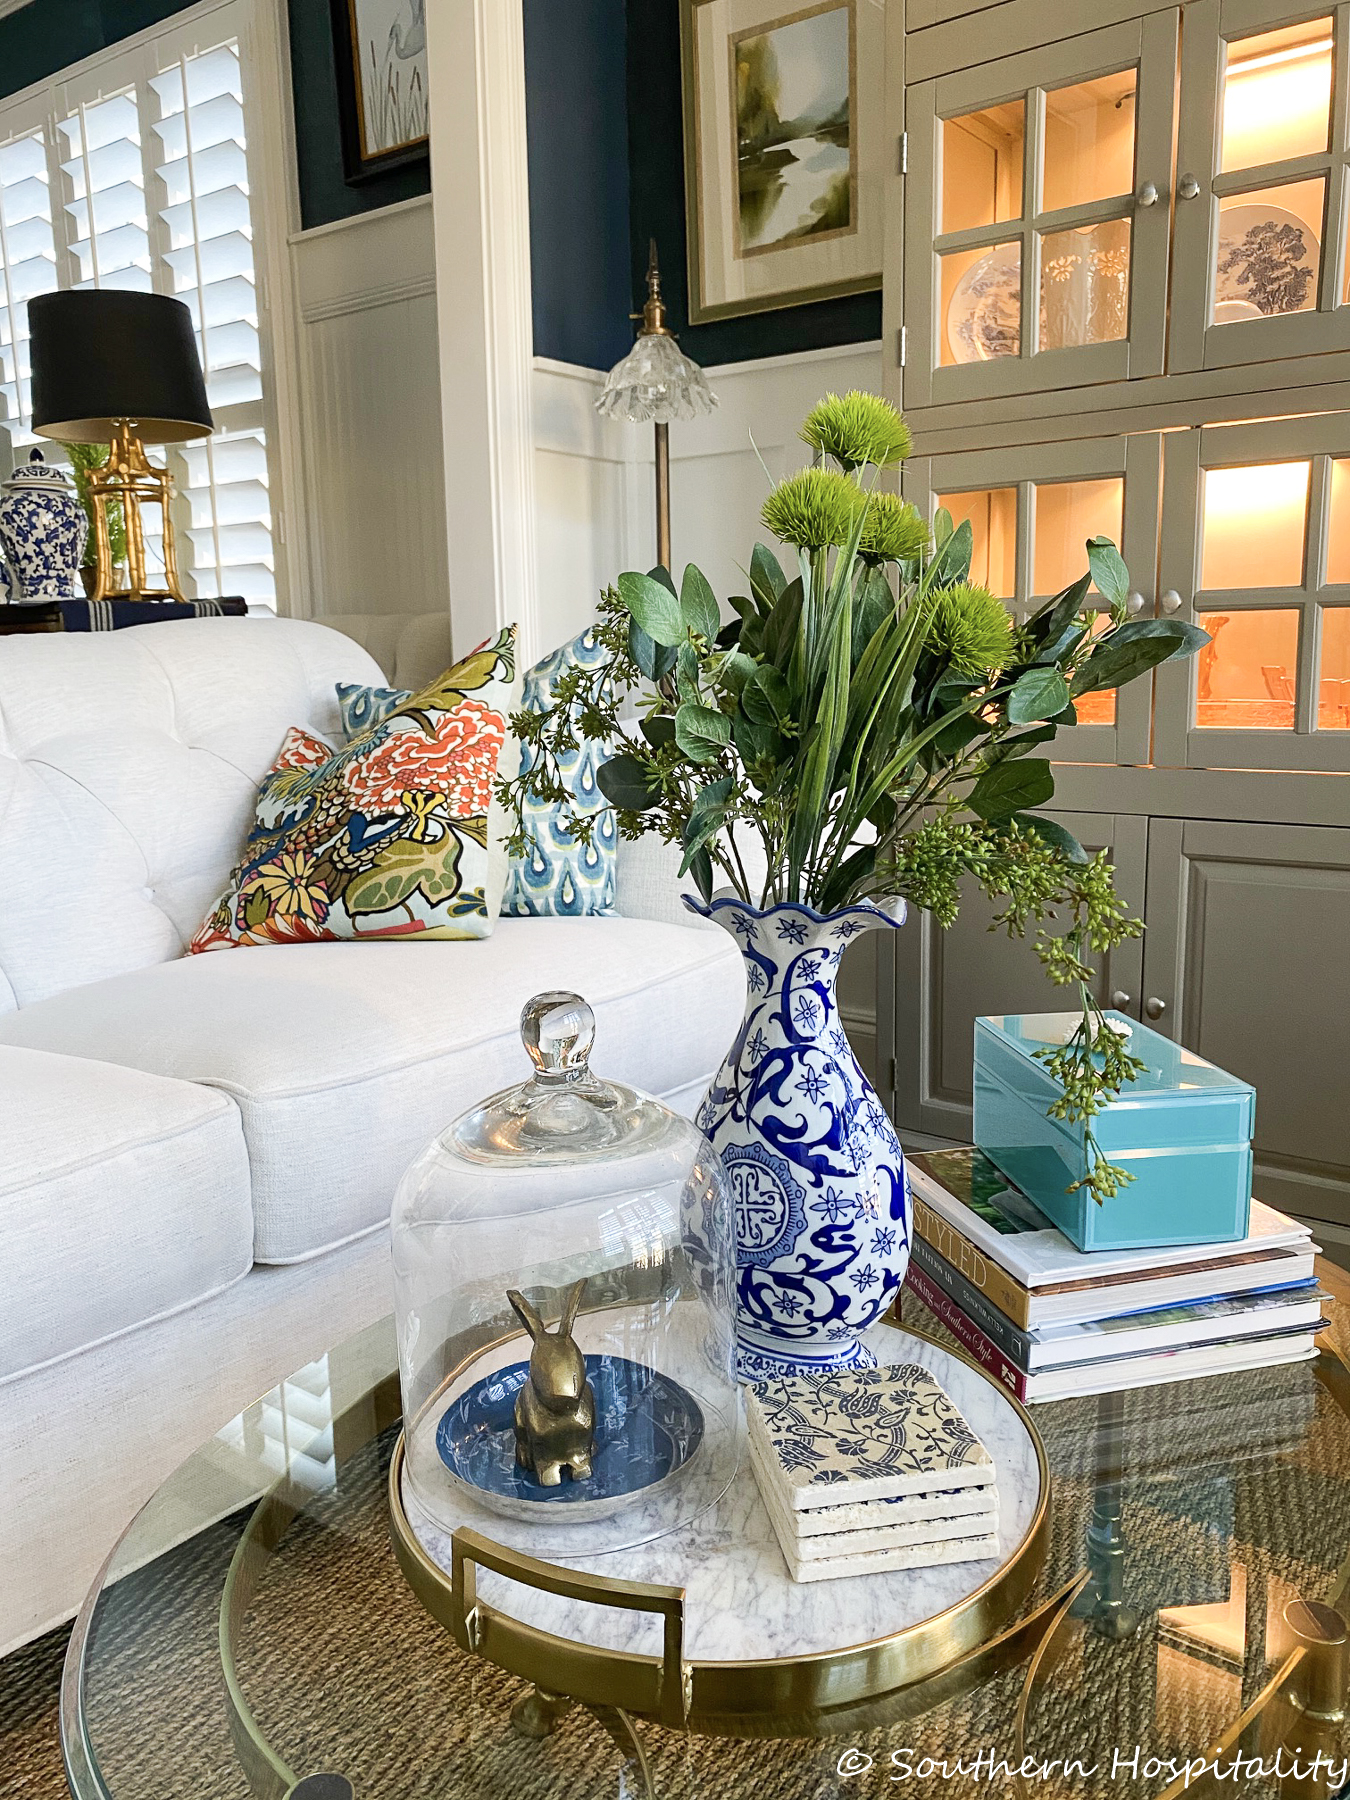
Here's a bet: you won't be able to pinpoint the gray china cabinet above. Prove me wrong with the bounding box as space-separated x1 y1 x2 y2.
871 0 1350 1259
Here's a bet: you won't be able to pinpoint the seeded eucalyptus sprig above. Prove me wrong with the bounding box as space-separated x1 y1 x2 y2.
498 390 1209 1203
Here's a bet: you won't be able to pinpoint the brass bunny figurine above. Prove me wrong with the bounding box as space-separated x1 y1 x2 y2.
506 1279 596 1486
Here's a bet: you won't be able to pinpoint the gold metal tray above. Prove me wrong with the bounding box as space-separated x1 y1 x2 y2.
387 1325 1052 1737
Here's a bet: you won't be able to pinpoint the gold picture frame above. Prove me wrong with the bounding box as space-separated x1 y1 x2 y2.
680 0 885 324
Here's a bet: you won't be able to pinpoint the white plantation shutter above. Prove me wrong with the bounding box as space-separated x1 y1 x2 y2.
0 3 278 607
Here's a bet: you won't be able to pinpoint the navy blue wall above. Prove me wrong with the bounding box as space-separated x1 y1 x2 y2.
624 0 881 366
0 0 192 87
523 0 632 372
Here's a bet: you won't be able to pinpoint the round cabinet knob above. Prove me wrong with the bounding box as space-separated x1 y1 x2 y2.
1144 997 1167 1020
1126 591 1146 614
1136 180 1159 206
1111 990 1132 1010
1178 173 1201 200
1160 589 1184 614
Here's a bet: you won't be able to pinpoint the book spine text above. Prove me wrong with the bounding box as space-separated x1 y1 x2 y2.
904 1262 1031 1402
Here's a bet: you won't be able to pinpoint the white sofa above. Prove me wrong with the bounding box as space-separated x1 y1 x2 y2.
0 617 743 1654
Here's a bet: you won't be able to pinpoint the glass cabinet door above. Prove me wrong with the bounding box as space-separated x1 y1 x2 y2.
1154 416 1350 770
905 433 1162 765
1170 0 1350 370
904 14 1178 406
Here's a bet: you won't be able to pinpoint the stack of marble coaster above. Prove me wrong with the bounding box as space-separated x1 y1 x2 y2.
746 1361 1000 1583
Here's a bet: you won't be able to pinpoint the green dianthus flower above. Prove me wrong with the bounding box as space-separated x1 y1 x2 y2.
761 468 865 551
927 583 1014 677
859 493 929 564
800 390 912 470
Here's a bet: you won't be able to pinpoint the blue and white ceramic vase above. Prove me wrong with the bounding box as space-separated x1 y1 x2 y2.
686 894 910 1379
0 449 88 601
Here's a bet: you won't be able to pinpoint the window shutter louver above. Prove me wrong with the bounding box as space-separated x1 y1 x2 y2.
0 131 57 443
0 9 277 608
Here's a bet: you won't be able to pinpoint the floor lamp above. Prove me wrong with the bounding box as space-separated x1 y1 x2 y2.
595 242 716 572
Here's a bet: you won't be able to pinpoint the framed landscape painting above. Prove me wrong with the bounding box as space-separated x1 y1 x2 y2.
331 0 429 182
680 0 885 322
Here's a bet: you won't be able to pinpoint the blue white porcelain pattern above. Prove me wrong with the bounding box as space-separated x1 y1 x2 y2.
686 894 910 1378
0 450 87 601
747 1361 993 1507
436 1353 704 1523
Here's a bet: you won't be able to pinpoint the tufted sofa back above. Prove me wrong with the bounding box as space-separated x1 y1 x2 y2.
0 618 385 1014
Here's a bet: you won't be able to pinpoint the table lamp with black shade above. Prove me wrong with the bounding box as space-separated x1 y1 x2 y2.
27 289 213 604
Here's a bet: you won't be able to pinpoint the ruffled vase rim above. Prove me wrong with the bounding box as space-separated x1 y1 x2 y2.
681 890 907 929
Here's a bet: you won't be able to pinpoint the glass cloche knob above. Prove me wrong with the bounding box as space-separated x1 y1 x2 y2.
521 991 595 1083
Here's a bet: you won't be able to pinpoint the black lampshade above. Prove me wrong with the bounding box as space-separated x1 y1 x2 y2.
27 289 213 445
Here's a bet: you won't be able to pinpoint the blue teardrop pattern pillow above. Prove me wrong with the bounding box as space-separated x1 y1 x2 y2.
335 627 616 917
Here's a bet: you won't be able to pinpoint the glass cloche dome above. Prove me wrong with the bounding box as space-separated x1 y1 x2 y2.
392 990 742 1557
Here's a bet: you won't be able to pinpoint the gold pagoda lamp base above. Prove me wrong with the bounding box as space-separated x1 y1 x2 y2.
86 419 187 604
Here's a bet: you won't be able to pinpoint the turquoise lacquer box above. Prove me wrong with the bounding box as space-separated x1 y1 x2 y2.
972 1011 1255 1253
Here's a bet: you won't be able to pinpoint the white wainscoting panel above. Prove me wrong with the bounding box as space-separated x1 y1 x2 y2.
288 196 449 624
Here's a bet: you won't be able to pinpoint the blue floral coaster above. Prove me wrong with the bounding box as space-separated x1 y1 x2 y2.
437 1354 704 1506
748 1361 994 1510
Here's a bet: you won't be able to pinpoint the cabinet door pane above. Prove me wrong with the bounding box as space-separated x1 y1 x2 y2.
1038 218 1131 350
1318 607 1350 727
904 15 1177 407
1200 461 1310 588
1033 477 1123 596
1221 20 1333 174
1213 177 1325 326
941 103 1024 232
1156 421 1350 770
937 486 1017 595
1171 1 1350 371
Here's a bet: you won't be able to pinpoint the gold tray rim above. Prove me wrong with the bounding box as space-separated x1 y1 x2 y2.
387 1321 1052 1730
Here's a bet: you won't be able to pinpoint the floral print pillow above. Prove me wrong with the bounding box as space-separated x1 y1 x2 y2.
336 627 617 918
190 627 517 951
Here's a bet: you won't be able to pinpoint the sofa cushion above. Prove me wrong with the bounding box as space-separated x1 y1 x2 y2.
0 921 745 1265
0 1046 253 1382
191 627 520 952
0 618 386 1015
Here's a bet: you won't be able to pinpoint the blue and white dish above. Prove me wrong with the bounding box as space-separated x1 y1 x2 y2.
436 1353 704 1523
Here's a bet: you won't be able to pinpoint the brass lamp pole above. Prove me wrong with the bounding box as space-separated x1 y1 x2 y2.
595 241 717 573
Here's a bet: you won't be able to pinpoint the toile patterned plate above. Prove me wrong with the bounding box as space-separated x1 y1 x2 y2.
1214 201 1319 320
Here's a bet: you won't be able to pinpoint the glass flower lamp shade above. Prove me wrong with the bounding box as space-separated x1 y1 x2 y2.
595 242 716 569
594 329 717 426
392 991 743 1558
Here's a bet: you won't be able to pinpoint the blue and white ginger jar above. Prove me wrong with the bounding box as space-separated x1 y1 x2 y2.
686 893 910 1379
0 449 88 601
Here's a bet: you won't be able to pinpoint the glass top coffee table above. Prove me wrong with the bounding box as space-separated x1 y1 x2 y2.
62 1292 1350 1800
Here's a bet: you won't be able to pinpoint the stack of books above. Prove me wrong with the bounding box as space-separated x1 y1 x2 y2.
903 1148 1324 1404
747 1362 998 1582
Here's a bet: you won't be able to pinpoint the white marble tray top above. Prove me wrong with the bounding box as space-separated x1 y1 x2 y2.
402 1322 1044 1664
